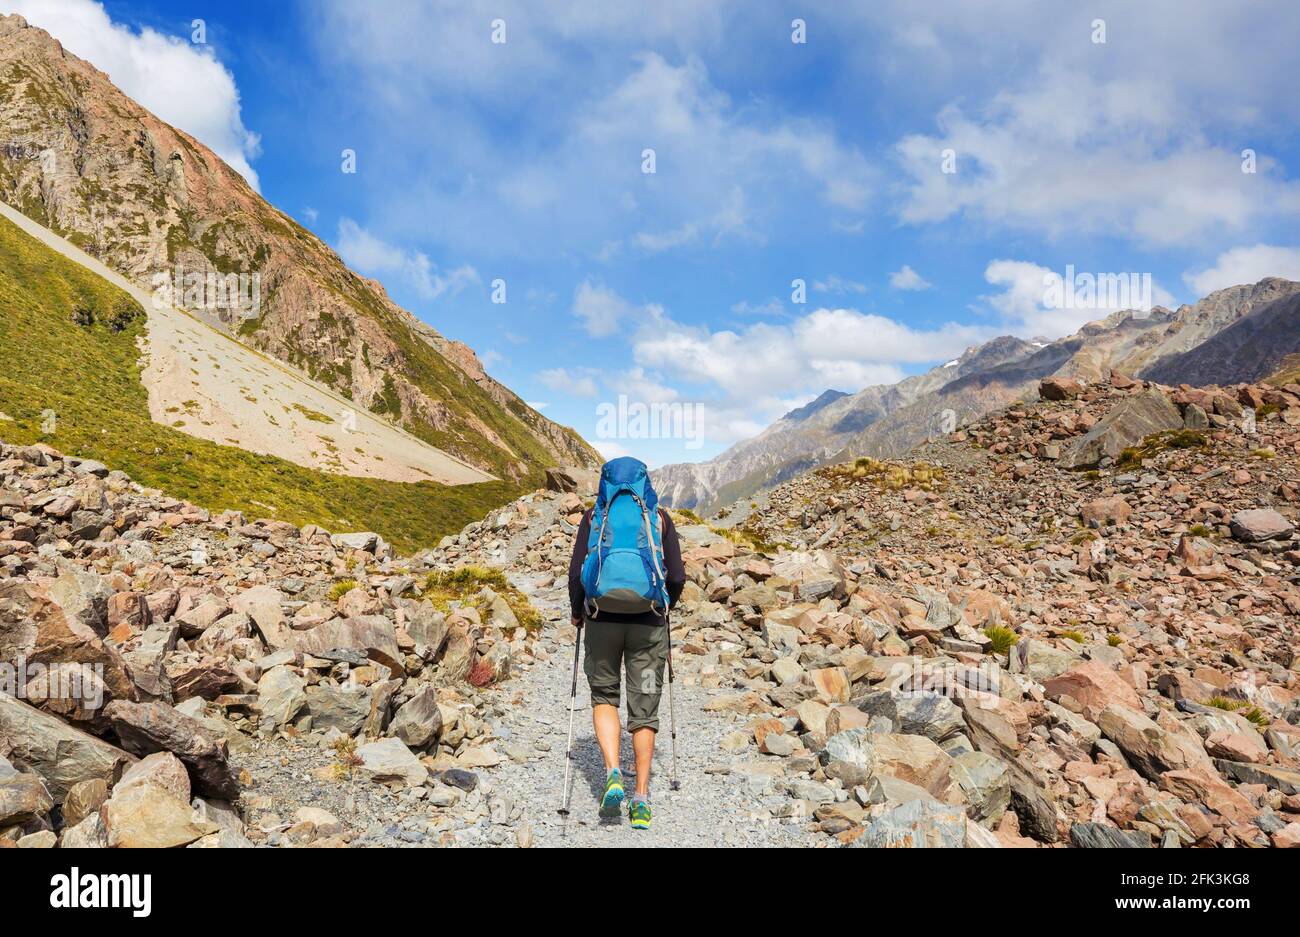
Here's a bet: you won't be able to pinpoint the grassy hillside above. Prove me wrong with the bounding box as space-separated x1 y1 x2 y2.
0 215 516 553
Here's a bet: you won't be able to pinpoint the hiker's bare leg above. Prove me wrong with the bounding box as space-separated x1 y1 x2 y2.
632 727 655 797
593 703 621 772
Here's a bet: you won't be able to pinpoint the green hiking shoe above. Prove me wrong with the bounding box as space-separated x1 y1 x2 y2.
629 797 652 830
599 768 625 817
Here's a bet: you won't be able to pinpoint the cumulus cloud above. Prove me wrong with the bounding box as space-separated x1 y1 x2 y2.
1184 245 1300 295
335 219 478 300
310 24 875 257
633 303 986 403
889 265 932 291
982 260 1176 338
572 280 659 338
537 368 600 398
594 440 632 461
9 0 262 189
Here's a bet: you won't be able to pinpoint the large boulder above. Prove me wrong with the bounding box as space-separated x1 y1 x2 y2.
1097 705 1216 782
0 693 134 801
1012 638 1081 683
857 690 965 743
871 733 957 799
101 784 216 848
851 798 967 848
1039 376 1083 400
0 579 138 721
355 737 428 787
304 684 370 735
389 684 443 751
1058 388 1183 469
819 727 877 786
1229 509 1294 543
102 700 239 800
45 560 112 633
951 751 1011 826
229 584 291 646
1043 661 1142 722
291 616 404 675
256 666 307 728
0 771 53 826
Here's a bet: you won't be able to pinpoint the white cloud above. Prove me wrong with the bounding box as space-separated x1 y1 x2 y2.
1184 245 1300 296
982 259 1176 338
525 401 549 411
538 368 599 398
813 275 868 295
335 219 478 300
594 440 632 462
310 32 875 257
634 305 987 404
885 2 1300 247
9 0 262 189
889 265 932 291
572 280 658 338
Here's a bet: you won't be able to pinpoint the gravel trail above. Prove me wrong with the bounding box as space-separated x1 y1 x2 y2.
479 574 822 848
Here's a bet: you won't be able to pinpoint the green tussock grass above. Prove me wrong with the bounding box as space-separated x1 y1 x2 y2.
417 565 543 632
1107 634 1124 647
1059 629 1086 644
1117 430 1207 469
670 507 703 525
292 402 333 424
0 215 519 553
710 522 784 555
1205 696 1269 727
327 579 358 601
983 625 1017 655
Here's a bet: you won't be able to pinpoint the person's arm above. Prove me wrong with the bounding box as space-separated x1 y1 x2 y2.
659 510 686 609
568 509 591 622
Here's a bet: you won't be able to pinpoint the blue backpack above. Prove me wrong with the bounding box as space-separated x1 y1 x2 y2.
580 457 670 615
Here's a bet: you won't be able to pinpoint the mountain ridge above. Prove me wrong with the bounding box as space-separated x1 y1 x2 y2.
655 278 1300 514
0 13 598 487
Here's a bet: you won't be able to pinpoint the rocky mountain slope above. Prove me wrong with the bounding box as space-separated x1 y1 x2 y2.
6 370 1295 848
0 197 524 553
656 279 1300 515
0 13 598 484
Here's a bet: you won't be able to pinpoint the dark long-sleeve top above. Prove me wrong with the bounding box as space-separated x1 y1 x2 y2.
568 507 685 625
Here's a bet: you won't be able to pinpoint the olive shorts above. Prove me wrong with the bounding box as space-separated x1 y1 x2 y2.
583 619 668 732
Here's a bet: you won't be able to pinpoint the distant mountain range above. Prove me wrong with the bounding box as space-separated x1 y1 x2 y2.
655 278 1300 514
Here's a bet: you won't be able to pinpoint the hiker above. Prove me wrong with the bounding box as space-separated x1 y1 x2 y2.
566 456 685 829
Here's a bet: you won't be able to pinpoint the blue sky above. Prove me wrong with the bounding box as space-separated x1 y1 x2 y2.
12 0 1300 466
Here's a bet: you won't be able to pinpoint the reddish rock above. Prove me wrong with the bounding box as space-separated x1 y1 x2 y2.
1043 661 1142 722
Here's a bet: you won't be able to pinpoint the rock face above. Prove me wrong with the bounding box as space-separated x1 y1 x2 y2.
0 13 598 482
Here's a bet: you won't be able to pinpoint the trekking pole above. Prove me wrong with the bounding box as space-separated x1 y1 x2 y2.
558 620 583 816
664 613 681 791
